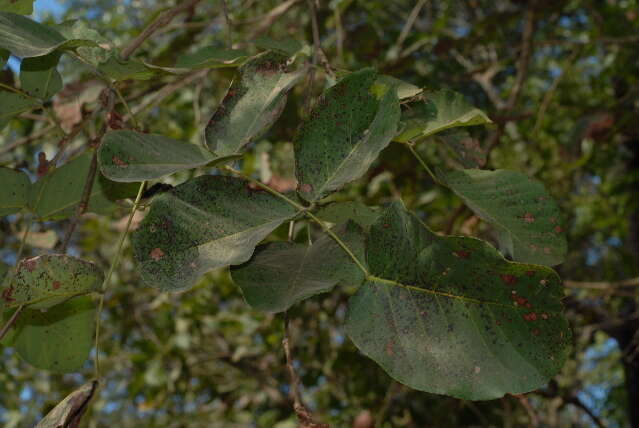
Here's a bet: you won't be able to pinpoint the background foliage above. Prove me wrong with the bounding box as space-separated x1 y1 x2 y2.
1 0 639 427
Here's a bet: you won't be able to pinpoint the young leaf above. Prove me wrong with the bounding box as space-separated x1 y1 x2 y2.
10 296 96 372
132 175 297 291
36 380 98 428
315 201 381 228
440 169 567 266
175 47 248 69
0 167 30 216
395 89 491 143
30 152 139 220
0 12 97 58
376 75 422 100
0 0 34 15
19 52 62 100
2 254 103 310
98 130 217 182
231 222 366 312
204 51 305 156
295 68 401 202
98 55 156 81
345 202 571 400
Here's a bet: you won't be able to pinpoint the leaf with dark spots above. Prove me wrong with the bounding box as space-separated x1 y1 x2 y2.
0 167 30 216
36 380 98 428
345 202 571 400
435 129 486 169
131 175 297 291
20 52 62 100
98 130 218 182
440 169 567 266
394 89 492 143
9 296 96 372
204 51 306 157
295 68 401 202
231 222 366 312
314 201 381 229
2 254 103 310
29 152 139 220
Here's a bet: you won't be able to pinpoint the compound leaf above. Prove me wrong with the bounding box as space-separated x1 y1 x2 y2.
345 202 571 400
441 169 567 266
395 89 491 143
231 222 366 312
132 175 296 291
295 68 400 202
205 51 305 156
1 254 103 310
98 130 216 182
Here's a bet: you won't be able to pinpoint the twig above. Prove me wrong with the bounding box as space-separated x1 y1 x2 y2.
283 312 328 428
307 0 334 78
564 277 639 290
0 305 24 342
506 4 536 110
221 0 232 49
0 125 55 156
120 0 202 60
513 394 539 427
375 380 400 428
247 0 301 39
94 181 146 378
405 143 443 186
444 204 467 235
565 396 606 428
393 0 427 55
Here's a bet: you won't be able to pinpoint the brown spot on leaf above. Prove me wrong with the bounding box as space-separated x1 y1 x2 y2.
21 258 37 272
512 295 529 307
541 312 549 320
522 312 538 322
453 250 470 258
522 212 535 223
554 225 563 233
149 248 165 261
52 281 61 290
385 340 395 357
112 156 128 167
525 270 536 277
531 328 540 336
500 274 517 285
2 286 15 303
299 183 313 194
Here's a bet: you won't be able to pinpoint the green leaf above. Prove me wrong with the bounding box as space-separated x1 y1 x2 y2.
98 55 155 81
345 202 571 400
376 75 422 100
395 89 492 143
98 130 217 182
0 0 33 15
132 175 297 291
205 51 305 156
0 47 9 67
0 167 30 216
0 262 9 282
0 91 39 124
55 19 110 66
175 47 248 69
253 37 303 56
36 381 98 428
2 254 103 310
315 201 381 228
0 12 98 58
11 296 96 372
435 129 486 169
231 222 366 312
440 169 567 266
19 52 62 100
295 68 401 202
30 152 139 220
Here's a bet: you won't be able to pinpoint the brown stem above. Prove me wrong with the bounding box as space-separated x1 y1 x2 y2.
283 312 328 428
120 0 202 60
0 305 24 342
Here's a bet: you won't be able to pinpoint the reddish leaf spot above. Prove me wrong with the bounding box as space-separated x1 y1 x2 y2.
500 274 517 285
543 247 552 254
531 328 540 336
383 223 390 229
299 183 313 194
36 152 49 177
495 320 502 326
1 286 15 303
453 250 470 258
523 212 535 223
512 295 529 307
522 312 538 322
21 258 37 272
52 281 61 290
385 340 395 357
554 225 563 233
525 270 536 277
112 156 128 167
149 248 165 261
541 312 549 320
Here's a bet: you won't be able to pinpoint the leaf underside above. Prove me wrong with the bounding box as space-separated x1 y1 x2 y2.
0 167 30 216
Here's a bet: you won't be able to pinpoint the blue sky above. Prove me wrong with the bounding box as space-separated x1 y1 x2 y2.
33 0 65 19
